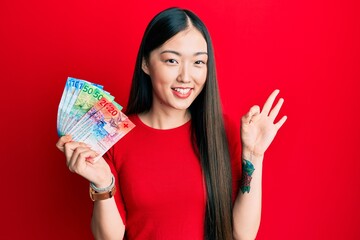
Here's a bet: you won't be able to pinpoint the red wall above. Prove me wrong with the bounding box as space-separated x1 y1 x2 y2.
2 0 359 239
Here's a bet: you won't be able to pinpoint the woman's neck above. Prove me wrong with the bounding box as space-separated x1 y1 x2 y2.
138 108 191 130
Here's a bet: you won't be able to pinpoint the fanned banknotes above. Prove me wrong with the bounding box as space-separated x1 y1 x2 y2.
57 77 135 159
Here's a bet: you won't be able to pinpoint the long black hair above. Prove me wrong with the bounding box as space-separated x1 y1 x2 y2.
126 7 233 240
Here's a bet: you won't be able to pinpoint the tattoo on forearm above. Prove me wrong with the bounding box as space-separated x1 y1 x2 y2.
240 159 255 194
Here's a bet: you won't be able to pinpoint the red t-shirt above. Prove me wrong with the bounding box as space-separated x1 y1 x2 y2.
104 115 241 239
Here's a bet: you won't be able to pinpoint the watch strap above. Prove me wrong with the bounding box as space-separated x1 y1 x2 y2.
89 185 116 201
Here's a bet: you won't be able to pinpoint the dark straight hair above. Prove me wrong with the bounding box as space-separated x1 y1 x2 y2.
126 7 233 240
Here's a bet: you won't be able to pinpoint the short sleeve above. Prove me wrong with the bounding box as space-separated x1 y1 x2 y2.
103 147 127 226
223 114 242 203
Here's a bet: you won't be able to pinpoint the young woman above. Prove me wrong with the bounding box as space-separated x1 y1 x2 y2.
56 7 287 240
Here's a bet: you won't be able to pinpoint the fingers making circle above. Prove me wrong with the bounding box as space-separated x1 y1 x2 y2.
249 105 261 123
242 105 260 124
262 89 280 116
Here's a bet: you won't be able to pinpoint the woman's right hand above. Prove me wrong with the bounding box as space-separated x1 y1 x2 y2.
56 135 113 188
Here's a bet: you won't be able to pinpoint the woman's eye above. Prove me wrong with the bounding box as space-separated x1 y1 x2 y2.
165 59 178 64
195 60 206 65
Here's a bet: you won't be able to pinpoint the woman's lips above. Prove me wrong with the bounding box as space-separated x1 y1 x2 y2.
172 87 192 98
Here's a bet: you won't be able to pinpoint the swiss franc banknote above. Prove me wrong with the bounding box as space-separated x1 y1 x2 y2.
69 97 135 159
57 77 106 135
57 77 135 158
61 81 115 135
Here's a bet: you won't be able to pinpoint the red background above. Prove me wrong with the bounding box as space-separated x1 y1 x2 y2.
1 0 359 239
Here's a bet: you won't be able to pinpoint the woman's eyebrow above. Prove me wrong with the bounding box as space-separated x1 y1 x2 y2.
194 52 208 56
160 50 208 56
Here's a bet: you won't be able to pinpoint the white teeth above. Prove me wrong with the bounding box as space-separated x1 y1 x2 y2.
173 88 191 94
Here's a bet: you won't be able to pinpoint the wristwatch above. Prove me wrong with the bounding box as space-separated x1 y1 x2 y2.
89 185 116 201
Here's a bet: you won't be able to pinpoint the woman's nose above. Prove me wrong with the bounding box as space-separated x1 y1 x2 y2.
176 64 191 83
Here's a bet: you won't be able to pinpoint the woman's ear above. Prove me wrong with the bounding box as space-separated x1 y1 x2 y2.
142 58 150 75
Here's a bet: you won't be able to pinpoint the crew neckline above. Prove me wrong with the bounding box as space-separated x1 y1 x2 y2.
133 114 191 132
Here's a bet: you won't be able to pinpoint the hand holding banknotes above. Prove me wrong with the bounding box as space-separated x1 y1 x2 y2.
56 77 135 186
56 135 112 187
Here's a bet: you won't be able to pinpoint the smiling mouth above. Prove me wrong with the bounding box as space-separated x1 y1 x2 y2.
171 87 193 98
172 88 192 94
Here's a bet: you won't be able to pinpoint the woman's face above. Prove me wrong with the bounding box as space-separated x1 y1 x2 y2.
142 26 208 114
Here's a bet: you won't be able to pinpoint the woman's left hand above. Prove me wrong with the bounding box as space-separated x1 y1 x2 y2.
241 89 287 158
